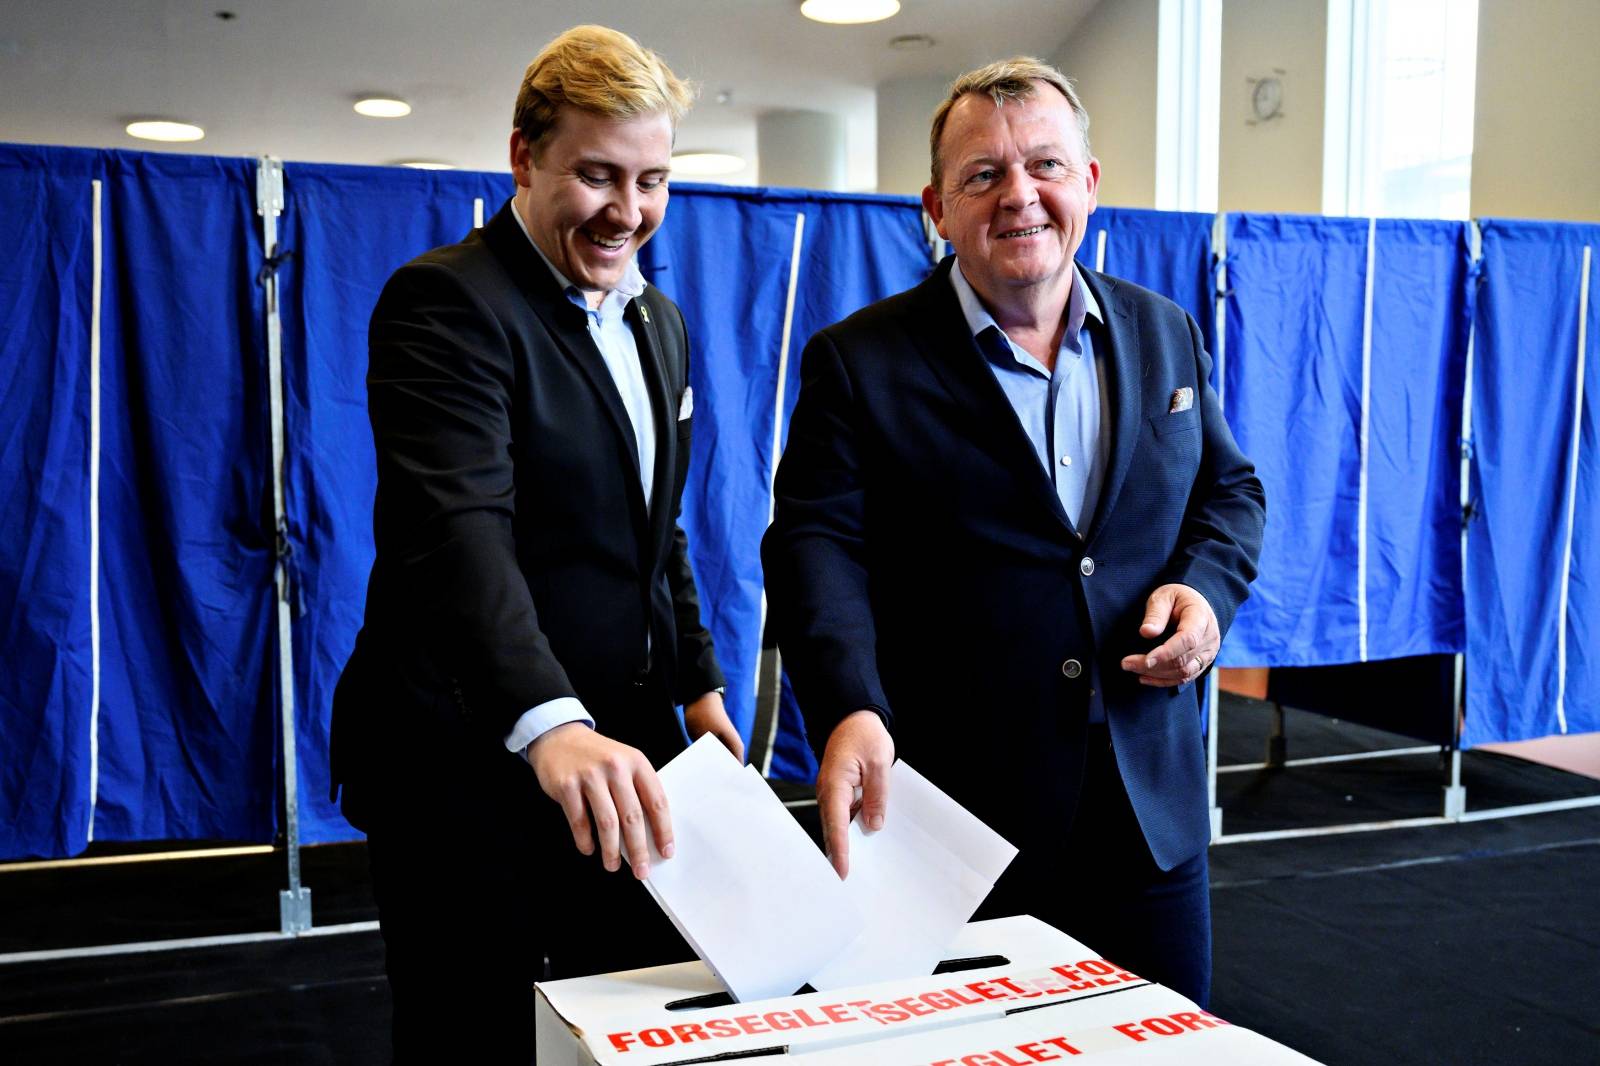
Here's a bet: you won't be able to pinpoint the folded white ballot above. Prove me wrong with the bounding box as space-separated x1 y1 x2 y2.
808 759 1018 990
643 735 1018 1002
643 734 864 1003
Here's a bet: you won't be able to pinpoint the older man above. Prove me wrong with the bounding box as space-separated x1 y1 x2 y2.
763 58 1264 1004
332 25 741 1062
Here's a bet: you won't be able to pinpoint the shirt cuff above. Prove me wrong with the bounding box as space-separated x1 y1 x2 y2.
503 697 594 756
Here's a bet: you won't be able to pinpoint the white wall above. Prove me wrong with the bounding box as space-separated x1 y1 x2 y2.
1217 0 1327 214
1054 0 1161 208
1471 0 1600 222
876 75 953 196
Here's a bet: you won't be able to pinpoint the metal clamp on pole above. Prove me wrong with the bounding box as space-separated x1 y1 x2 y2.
258 155 311 934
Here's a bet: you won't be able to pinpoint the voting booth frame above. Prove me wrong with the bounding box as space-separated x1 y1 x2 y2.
3 142 1600 963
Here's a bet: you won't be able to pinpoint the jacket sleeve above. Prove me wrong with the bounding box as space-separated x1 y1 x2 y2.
661 302 726 704
1156 313 1267 639
761 329 893 750
366 260 576 737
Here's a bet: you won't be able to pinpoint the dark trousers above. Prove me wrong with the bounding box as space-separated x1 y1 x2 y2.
975 724 1212 1006
357 691 692 1065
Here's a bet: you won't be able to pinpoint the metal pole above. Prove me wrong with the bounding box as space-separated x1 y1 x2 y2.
1206 210 1229 842
1444 220 1481 822
258 156 310 932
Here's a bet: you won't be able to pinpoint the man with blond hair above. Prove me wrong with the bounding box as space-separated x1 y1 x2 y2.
332 25 740 1061
764 58 1264 1005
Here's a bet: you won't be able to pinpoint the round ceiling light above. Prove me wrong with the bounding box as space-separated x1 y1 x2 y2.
800 0 900 25
354 97 411 118
125 120 205 142
670 152 745 176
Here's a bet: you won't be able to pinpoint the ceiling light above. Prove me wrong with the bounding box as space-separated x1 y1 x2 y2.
671 152 745 176
125 120 205 142
396 160 455 170
354 97 411 118
801 0 900 25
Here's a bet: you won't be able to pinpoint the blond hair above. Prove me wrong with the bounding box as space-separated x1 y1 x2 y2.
929 57 1090 187
513 25 694 156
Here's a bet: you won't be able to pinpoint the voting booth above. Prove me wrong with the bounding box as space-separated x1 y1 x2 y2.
534 917 1317 1065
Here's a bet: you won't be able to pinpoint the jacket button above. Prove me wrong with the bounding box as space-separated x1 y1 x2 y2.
1079 556 1095 576
1061 659 1083 679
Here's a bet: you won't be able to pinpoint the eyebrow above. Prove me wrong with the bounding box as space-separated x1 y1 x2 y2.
959 143 1073 171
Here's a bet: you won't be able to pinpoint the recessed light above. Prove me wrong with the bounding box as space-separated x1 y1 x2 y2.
396 160 455 170
354 97 411 118
126 120 205 142
889 33 935 50
800 0 900 25
671 152 745 176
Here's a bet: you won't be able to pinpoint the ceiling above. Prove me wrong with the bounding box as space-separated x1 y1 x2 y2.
0 0 1096 190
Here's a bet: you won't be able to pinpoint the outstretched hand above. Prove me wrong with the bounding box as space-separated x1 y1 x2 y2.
1119 583 1219 687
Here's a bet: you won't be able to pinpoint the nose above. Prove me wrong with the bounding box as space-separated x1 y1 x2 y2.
606 183 643 232
997 165 1037 211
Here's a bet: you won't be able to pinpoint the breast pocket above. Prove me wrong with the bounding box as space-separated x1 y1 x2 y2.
1149 409 1201 439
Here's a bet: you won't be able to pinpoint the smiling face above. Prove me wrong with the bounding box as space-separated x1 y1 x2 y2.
511 106 673 303
922 83 1099 313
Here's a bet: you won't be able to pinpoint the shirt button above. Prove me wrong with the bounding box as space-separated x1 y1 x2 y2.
1080 556 1095 576
1060 454 1072 466
1061 659 1083 679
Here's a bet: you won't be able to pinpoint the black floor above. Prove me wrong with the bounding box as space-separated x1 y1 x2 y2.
2 696 1597 1065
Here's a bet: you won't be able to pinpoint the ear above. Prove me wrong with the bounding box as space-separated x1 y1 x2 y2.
921 184 948 240
1084 157 1101 214
509 130 534 188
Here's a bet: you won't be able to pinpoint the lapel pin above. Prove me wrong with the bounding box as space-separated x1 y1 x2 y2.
639 304 651 323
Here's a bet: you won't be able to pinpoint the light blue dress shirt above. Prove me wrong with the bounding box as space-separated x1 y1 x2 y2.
950 261 1110 723
503 207 657 754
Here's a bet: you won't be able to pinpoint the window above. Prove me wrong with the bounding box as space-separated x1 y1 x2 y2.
1323 0 1479 219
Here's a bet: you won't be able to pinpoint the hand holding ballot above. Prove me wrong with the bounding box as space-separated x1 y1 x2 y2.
815 709 896 878
642 732 1016 1000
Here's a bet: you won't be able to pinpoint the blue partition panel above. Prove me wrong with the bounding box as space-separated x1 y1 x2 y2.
1079 206 1216 354
94 151 276 844
1363 220 1470 659
1221 215 1371 666
1465 220 1600 745
279 164 513 843
0 146 99 859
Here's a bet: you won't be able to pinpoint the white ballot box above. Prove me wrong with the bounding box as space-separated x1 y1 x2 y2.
533 915 1322 1065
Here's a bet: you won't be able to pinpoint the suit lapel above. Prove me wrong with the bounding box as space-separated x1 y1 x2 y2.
1080 268 1141 546
481 203 648 507
627 295 675 567
908 259 1078 535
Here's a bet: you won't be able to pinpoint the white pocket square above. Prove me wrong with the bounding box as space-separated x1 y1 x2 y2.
678 385 694 420
1168 386 1193 414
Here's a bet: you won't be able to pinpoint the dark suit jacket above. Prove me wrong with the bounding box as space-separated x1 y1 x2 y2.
762 256 1264 873
332 201 723 828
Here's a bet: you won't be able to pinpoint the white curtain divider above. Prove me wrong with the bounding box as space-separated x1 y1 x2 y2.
1357 217 1376 662
1555 245 1592 735
87 178 103 843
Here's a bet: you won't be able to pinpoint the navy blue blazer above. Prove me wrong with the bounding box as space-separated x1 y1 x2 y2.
763 256 1265 872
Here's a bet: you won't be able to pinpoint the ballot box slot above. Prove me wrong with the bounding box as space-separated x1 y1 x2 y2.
1003 980 1152 1017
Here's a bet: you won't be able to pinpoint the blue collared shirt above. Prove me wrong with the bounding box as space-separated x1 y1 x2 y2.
951 261 1110 723
950 261 1109 531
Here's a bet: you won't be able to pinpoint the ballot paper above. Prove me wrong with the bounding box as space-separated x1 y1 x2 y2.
643 734 864 1003
806 759 1018 990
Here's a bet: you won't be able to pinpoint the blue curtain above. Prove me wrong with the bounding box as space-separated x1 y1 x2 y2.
0 146 99 859
1465 220 1600 745
1078 206 1216 353
94 151 277 845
